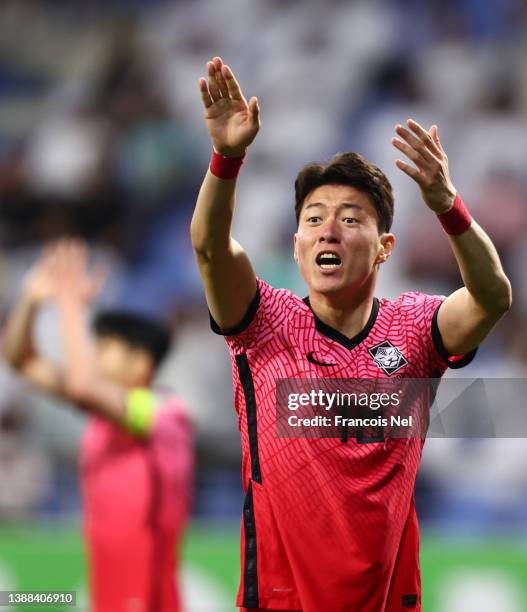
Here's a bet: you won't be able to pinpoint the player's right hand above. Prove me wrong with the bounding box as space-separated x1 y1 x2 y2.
23 245 58 304
199 57 260 158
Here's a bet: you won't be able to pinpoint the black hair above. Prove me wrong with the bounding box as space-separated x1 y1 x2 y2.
93 311 172 368
294 152 394 233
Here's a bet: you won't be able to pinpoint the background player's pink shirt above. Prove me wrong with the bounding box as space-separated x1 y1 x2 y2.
213 278 475 612
80 393 193 612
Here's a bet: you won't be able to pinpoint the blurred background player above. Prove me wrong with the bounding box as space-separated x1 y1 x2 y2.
191 57 511 611
2 239 193 612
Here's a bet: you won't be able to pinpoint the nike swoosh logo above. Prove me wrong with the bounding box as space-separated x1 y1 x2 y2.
307 351 337 367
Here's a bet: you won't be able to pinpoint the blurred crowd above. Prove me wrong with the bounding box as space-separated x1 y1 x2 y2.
0 0 526 530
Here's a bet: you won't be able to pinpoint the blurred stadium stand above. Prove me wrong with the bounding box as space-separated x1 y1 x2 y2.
0 1 526 610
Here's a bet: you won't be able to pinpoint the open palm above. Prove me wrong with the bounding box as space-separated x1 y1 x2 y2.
199 57 260 157
48 239 105 304
26 239 105 306
24 247 58 304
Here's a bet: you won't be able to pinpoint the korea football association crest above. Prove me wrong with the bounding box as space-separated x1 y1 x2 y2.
368 340 408 376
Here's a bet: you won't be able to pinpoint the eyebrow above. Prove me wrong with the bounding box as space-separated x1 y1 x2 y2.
304 202 364 212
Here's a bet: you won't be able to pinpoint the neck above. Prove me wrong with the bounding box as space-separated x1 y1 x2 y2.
308 280 376 339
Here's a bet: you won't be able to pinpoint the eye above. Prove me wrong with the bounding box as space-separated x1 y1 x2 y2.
307 216 322 224
343 217 358 224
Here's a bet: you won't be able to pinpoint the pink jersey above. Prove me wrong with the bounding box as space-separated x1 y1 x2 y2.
80 393 193 612
212 278 475 612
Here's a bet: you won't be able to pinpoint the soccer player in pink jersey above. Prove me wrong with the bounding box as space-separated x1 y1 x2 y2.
191 57 512 612
3 239 193 612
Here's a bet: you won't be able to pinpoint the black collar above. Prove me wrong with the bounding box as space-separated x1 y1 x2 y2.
302 296 379 350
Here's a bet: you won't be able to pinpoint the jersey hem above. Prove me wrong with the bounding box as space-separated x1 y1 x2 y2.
236 595 302 610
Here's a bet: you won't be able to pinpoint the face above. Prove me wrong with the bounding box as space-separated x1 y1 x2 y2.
95 336 153 387
294 184 394 298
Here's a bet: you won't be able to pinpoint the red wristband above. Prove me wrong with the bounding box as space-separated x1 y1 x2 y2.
210 150 246 180
437 194 472 235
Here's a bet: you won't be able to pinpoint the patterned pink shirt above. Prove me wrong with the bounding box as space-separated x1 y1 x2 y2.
213 278 475 612
81 393 193 612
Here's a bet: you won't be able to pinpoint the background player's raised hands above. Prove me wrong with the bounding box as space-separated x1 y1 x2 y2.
23 245 59 305
199 57 260 157
25 239 105 307
392 119 456 214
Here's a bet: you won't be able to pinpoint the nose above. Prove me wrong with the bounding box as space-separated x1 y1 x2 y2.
318 218 340 243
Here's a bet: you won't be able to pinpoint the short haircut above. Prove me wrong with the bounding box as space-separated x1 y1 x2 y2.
294 152 394 233
93 311 172 368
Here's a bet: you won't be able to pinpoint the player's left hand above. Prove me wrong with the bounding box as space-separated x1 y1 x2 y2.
392 119 456 214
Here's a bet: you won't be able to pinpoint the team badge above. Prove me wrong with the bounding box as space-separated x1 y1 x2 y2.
368 340 408 376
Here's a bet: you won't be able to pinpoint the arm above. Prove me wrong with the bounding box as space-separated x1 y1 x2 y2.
3 296 38 369
191 56 259 329
3 241 143 431
392 119 512 355
48 240 133 427
3 251 64 393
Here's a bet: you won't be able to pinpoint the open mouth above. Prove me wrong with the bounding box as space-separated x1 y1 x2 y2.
316 251 342 270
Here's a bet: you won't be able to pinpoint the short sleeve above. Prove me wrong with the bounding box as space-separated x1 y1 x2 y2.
209 278 288 352
209 281 261 337
431 303 478 369
401 292 477 376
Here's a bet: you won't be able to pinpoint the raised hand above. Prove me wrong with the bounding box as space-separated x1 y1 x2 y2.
25 239 105 306
23 245 60 305
392 119 456 214
199 56 260 158
50 239 106 305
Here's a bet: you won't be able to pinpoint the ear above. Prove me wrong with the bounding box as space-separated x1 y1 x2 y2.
376 233 395 265
293 233 299 264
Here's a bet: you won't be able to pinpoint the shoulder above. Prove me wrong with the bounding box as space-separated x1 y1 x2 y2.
257 278 307 313
211 277 306 341
152 391 193 433
376 291 445 357
154 390 191 416
398 290 445 307
256 278 313 341
379 291 445 321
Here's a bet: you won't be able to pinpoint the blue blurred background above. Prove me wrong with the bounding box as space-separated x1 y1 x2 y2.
0 0 526 610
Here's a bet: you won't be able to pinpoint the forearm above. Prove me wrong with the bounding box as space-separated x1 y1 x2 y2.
3 295 39 368
57 299 95 392
57 298 127 424
190 169 239 260
448 220 512 313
